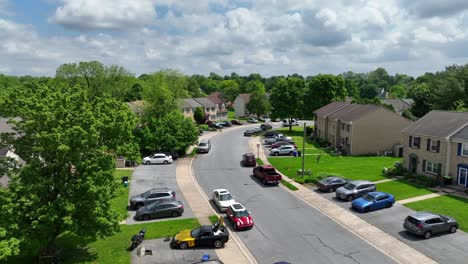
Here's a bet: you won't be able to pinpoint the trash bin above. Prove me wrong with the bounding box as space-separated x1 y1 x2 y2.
293 151 298 157
297 151 302 157
122 176 129 187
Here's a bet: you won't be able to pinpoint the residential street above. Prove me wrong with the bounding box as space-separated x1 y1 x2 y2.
193 127 396 264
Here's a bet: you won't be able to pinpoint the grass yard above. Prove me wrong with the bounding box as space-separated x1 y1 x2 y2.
269 155 399 182
404 195 468 232
228 110 236 119
112 169 134 220
375 180 436 201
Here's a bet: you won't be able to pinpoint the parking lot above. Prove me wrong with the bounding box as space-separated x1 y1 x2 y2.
126 163 195 224
313 188 468 264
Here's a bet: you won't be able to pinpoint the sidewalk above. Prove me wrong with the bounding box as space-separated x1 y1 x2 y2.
176 126 257 264
398 193 446 204
250 136 438 264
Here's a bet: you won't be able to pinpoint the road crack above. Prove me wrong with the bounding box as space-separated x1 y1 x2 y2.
304 234 361 264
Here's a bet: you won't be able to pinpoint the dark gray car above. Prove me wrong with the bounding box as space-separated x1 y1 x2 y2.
403 211 459 239
135 200 184 221
130 188 176 209
335 180 376 201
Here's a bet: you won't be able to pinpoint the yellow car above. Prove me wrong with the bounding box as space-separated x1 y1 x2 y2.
171 220 229 249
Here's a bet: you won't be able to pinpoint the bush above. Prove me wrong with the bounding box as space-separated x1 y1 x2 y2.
294 178 306 184
305 126 314 136
198 124 209 131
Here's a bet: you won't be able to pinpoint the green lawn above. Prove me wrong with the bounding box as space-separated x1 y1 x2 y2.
228 110 235 119
269 155 399 182
112 169 134 220
376 180 436 201
404 195 468 232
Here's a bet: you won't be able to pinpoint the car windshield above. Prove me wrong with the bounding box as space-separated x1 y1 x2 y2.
219 194 233 201
361 194 374 201
190 227 201 238
141 190 151 198
322 178 334 183
344 183 356 190
234 210 249 217
199 143 207 147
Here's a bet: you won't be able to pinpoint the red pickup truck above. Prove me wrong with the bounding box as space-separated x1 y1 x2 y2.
253 165 282 185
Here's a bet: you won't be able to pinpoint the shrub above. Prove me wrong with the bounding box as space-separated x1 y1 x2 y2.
198 124 209 131
305 126 314 136
294 178 306 184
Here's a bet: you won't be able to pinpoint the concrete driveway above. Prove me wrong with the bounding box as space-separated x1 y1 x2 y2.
131 238 219 264
126 163 195 224
314 189 468 264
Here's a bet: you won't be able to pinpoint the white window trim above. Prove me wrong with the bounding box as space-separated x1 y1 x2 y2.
429 139 438 152
462 143 468 157
458 167 468 185
425 161 439 175
411 137 420 148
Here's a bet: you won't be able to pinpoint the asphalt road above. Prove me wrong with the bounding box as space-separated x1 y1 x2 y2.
316 189 468 264
127 163 195 224
193 127 396 264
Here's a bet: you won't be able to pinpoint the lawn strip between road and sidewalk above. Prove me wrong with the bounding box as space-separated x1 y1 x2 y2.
404 195 468 232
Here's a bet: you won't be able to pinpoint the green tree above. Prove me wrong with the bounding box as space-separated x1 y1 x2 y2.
305 74 347 115
269 77 305 131
244 80 265 93
220 80 240 103
389 84 406 98
194 107 205 124
124 82 144 102
409 83 431 117
186 77 203 97
344 79 359 99
0 81 139 259
246 88 270 119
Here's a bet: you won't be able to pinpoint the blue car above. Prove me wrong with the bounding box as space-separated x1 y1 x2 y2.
351 192 395 213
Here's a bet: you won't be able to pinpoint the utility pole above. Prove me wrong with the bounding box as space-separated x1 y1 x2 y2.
301 122 306 177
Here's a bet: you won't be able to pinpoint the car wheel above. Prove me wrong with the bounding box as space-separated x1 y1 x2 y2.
328 188 333 193
363 207 370 213
179 242 188 250
274 152 279 156
142 214 150 221
424 231 432 239
172 211 179 217
213 240 224 248
386 202 393 208
136 203 144 210
145 161 151 165
450 226 457 233
164 160 168 164
347 195 354 202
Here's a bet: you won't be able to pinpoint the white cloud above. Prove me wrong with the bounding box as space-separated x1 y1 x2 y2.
51 0 156 30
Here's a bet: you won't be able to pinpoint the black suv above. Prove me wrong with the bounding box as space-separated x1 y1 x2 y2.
264 131 281 138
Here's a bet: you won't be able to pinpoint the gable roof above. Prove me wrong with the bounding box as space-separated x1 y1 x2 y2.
207 92 225 105
401 110 468 138
452 125 468 141
313 101 350 117
180 98 203 108
327 104 381 122
381 99 413 113
237 94 251 104
193 97 216 107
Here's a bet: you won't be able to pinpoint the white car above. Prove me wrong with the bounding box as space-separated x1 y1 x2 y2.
143 153 173 165
282 119 299 127
270 145 296 156
212 189 236 212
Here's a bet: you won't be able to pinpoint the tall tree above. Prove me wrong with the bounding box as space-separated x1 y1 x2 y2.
388 84 406 98
246 87 270 119
0 81 139 259
408 83 431 117
269 77 305 131
305 74 347 115
193 107 205 124
220 80 239 103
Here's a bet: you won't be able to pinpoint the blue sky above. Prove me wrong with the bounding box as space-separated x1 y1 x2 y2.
1 0 468 77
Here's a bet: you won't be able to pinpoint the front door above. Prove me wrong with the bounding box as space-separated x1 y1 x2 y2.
410 156 418 173
458 167 468 186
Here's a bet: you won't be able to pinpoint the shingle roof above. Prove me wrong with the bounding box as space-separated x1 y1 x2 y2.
381 99 413 113
401 110 468 138
313 101 350 117
208 92 225 104
0 118 15 134
0 146 8 157
327 104 380 122
181 98 203 108
126 100 149 115
238 94 251 104
193 97 216 107
452 126 468 141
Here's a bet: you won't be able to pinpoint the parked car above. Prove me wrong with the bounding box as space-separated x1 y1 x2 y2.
241 153 256 167
171 220 229 249
270 145 296 156
208 122 222 129
264 131 281 138
247 118 258 123
351 192 395 213
226 203 254 230
282 119 299 127
260 124 272 131
197 139 211 153
135 200 184 220
253 165 282 185
159 151 179 160
335 180 376 201
403 211 459 239
142 153 173 165
244 129 255 137
270 141 297 149
316 176 349 192
264 134 292 145
231 120 243 125
212 189 236 212
130 188 176 209
220 121 232 127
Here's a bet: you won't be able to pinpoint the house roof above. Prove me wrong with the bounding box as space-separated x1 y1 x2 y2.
0 118 15 134
208 92 225 104
327 104 381 122
126 100 149 115
313 101 350 117
401 110 468 138
193 97 216 107
180 98 203 108
452 126 468 141
0 146 8 157
381 99 413 113
0 175 9 188
238 94 251 104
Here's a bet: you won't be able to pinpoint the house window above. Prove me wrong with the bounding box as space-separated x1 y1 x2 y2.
411 137 420 148
425 161 439 175
463 144 468 156
428 139 438 152
347 125 350 132
345 137 349 145
206 108 210 112
342 124 345 130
